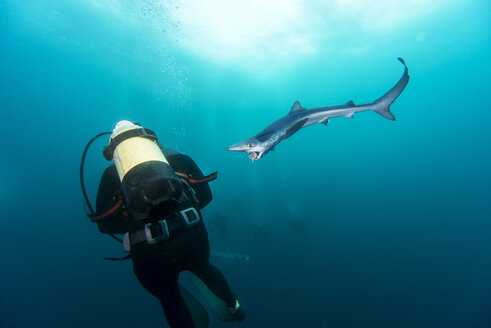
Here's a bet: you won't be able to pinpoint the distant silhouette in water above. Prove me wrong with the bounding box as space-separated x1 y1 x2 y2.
249 222 269 242
211 213 229 236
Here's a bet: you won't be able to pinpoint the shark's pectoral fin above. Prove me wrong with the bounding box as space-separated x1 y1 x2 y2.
285 118 308 138
321 118 329 125
345 113 354 119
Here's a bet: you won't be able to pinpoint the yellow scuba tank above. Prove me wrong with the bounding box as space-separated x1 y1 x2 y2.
104 120 184 222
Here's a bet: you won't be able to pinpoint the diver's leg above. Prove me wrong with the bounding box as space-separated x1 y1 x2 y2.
190 261 246 322
134 263 195 328
158 280 196 328
190 261 237 308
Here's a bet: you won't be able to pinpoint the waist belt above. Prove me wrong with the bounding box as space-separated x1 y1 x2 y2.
128 207 201 246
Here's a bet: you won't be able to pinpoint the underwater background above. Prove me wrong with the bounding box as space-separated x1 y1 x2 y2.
1 0 490 327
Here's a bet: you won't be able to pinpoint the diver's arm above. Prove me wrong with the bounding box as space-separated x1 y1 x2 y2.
95 165 131 234
95 165 119 212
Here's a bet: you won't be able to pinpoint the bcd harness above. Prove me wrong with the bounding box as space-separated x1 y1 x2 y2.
90 170 217 249
88 171 218 222
80 124 218 260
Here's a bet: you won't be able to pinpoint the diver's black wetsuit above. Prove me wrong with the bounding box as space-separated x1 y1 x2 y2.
95 149 237 328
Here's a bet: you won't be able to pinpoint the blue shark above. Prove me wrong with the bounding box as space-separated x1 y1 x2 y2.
228 58 409 160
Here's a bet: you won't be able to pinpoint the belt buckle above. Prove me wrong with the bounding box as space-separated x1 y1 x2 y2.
180 208 200 228
144 220 169 244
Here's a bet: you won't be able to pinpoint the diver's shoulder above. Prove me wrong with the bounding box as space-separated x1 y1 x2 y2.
162 148 184 157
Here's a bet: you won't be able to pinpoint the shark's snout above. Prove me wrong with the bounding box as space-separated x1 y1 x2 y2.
228 138 265 161
228 143 244 152
228 140 250 152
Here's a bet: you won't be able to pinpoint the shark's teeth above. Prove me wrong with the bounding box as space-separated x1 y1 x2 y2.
248 152 260 160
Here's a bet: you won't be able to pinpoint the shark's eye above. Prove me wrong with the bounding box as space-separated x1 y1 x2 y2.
248 143 253 148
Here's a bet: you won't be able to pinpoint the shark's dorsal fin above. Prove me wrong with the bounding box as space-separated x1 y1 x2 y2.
346 100 356 106
289 101 305 113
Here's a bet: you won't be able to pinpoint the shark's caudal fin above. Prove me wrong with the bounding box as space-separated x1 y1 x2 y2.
373 57 409 121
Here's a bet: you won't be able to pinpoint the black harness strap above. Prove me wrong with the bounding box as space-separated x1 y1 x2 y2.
104 254 131 261
103 128 158 160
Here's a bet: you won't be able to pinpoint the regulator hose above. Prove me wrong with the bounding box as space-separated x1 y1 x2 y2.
80 131 122 243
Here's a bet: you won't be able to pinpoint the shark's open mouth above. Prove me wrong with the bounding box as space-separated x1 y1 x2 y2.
248 152 260 160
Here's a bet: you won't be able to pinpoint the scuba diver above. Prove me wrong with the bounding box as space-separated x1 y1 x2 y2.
80 120 246 328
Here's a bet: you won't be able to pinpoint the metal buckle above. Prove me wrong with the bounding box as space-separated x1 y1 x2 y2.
123 232 131 252
180 208 200 228
144 220 169 244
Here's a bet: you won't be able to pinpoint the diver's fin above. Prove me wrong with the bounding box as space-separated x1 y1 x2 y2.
190 275 235 321
179 283 211 328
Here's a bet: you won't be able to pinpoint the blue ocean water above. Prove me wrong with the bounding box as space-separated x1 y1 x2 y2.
1 1 490 327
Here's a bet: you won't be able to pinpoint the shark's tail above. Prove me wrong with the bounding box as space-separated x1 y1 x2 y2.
373 57 409 121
